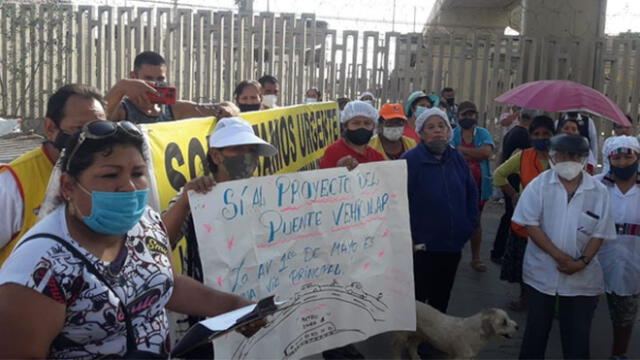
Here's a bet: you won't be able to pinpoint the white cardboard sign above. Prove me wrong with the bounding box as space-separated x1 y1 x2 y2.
189 161 416 359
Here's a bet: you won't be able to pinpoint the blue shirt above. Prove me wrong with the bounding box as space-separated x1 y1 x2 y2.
450 126 494 200
402 143 479 252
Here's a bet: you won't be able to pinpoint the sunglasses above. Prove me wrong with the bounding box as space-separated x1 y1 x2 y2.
65 120 142 172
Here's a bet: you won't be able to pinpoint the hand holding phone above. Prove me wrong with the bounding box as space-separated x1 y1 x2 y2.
148 82 176 105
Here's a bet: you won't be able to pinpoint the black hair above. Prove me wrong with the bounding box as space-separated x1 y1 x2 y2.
206 149 219 175
441 87 454 95
233 80 262 101
306 87 322 101
615 114 635 127
556 117 580 133
133 51 166 72
258 75 278 87
529 115 555 134
336 97 351 110
46 84 105 127
60 129 145 177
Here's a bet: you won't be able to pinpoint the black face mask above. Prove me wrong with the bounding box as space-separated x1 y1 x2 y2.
52 130 73 151
345 128 373 146
446 98 455 106
610 161 638 181
458 117 477 130
238 103 261 112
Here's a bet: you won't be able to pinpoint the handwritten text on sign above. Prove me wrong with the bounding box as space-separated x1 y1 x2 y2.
189 161 416 359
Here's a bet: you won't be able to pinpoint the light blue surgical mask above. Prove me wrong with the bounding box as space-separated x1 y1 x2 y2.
415 106 427 118
77 183 149 235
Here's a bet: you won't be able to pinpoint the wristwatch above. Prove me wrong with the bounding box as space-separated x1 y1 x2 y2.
577 255 591 265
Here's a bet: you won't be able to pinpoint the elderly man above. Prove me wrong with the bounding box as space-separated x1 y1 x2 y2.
402 108 478 313
514 134 617 359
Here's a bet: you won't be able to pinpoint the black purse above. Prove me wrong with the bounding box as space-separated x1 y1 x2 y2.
19 233 168 359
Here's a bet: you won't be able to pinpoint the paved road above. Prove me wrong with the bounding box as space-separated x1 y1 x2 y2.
350 200 640 359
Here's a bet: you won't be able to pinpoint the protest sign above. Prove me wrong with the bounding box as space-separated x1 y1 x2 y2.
188 161 416 359
140 102 339 274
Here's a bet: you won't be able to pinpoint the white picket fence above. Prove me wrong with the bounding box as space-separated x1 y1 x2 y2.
1 3 639 137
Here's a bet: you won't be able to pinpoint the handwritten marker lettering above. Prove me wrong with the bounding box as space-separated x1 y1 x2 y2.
203 223 212 233
216 276 223 287
363 262 371 270
382 229 390 237
378 251 385 258
227 237 235 250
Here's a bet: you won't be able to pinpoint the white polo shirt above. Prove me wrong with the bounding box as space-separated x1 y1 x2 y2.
595 173 640 296
512 169 617 296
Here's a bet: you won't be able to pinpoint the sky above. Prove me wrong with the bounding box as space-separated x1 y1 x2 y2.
112 0 640 36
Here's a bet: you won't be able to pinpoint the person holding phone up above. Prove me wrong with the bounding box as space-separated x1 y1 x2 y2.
106 51 235 124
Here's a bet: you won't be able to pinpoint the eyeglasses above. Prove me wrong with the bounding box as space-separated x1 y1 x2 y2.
64 120 142 172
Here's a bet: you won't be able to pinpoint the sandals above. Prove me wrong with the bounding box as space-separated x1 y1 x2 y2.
470 259 487 272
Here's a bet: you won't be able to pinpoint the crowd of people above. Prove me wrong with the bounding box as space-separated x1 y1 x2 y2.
0 50 638 360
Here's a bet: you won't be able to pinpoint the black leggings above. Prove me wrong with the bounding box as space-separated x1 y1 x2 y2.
413 250 462 313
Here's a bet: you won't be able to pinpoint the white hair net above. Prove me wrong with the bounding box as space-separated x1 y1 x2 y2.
601 135 640 174
340 100 379 124
415 107 453 140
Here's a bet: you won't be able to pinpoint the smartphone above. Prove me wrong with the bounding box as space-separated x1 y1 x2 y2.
148 83 176 105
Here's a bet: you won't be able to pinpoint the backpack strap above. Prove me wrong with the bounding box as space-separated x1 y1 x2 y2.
17 233 137 353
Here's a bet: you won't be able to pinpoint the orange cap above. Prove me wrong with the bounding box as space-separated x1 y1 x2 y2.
379 103 407 121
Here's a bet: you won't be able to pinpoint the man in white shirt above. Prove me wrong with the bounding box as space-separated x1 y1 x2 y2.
513 134 617 359
596 135 640 360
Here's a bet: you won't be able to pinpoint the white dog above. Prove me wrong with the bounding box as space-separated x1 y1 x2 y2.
392 301 518 359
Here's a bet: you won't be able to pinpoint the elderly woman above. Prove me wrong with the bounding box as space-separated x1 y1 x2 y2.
320 100 384 169
401 108 478 313
0 121 256 358
595 136 640 360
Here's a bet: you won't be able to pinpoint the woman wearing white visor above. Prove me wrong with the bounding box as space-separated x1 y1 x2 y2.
161 117 277 357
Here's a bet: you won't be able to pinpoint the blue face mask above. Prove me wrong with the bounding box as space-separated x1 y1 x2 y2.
531 138 551 151
77 184 149 235
415 106 428 118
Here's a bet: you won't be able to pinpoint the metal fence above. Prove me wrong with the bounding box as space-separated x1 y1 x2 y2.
1 3 639 138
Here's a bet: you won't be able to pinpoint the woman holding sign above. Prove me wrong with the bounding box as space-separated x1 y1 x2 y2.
0 121 260 358
161 117 278 357
319 100 385 170
401 108 479 313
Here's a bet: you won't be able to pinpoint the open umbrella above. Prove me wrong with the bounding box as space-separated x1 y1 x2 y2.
495 80 631 126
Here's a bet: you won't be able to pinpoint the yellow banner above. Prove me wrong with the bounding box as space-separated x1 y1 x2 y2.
143 102 340 210
141 102 340 273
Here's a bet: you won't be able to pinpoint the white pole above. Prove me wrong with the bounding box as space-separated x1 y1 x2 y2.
392 0 396 32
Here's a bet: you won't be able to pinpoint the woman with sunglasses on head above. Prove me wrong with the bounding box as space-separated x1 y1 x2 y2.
0 121 257 358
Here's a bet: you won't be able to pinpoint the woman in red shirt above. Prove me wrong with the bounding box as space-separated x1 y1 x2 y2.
320 100 385 169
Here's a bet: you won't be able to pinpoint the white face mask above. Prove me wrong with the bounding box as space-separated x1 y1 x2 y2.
363 99 374 106
415 106 428 118
382 126 404 141
262 94 277 107
305 98 317 104
551 160 584 180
